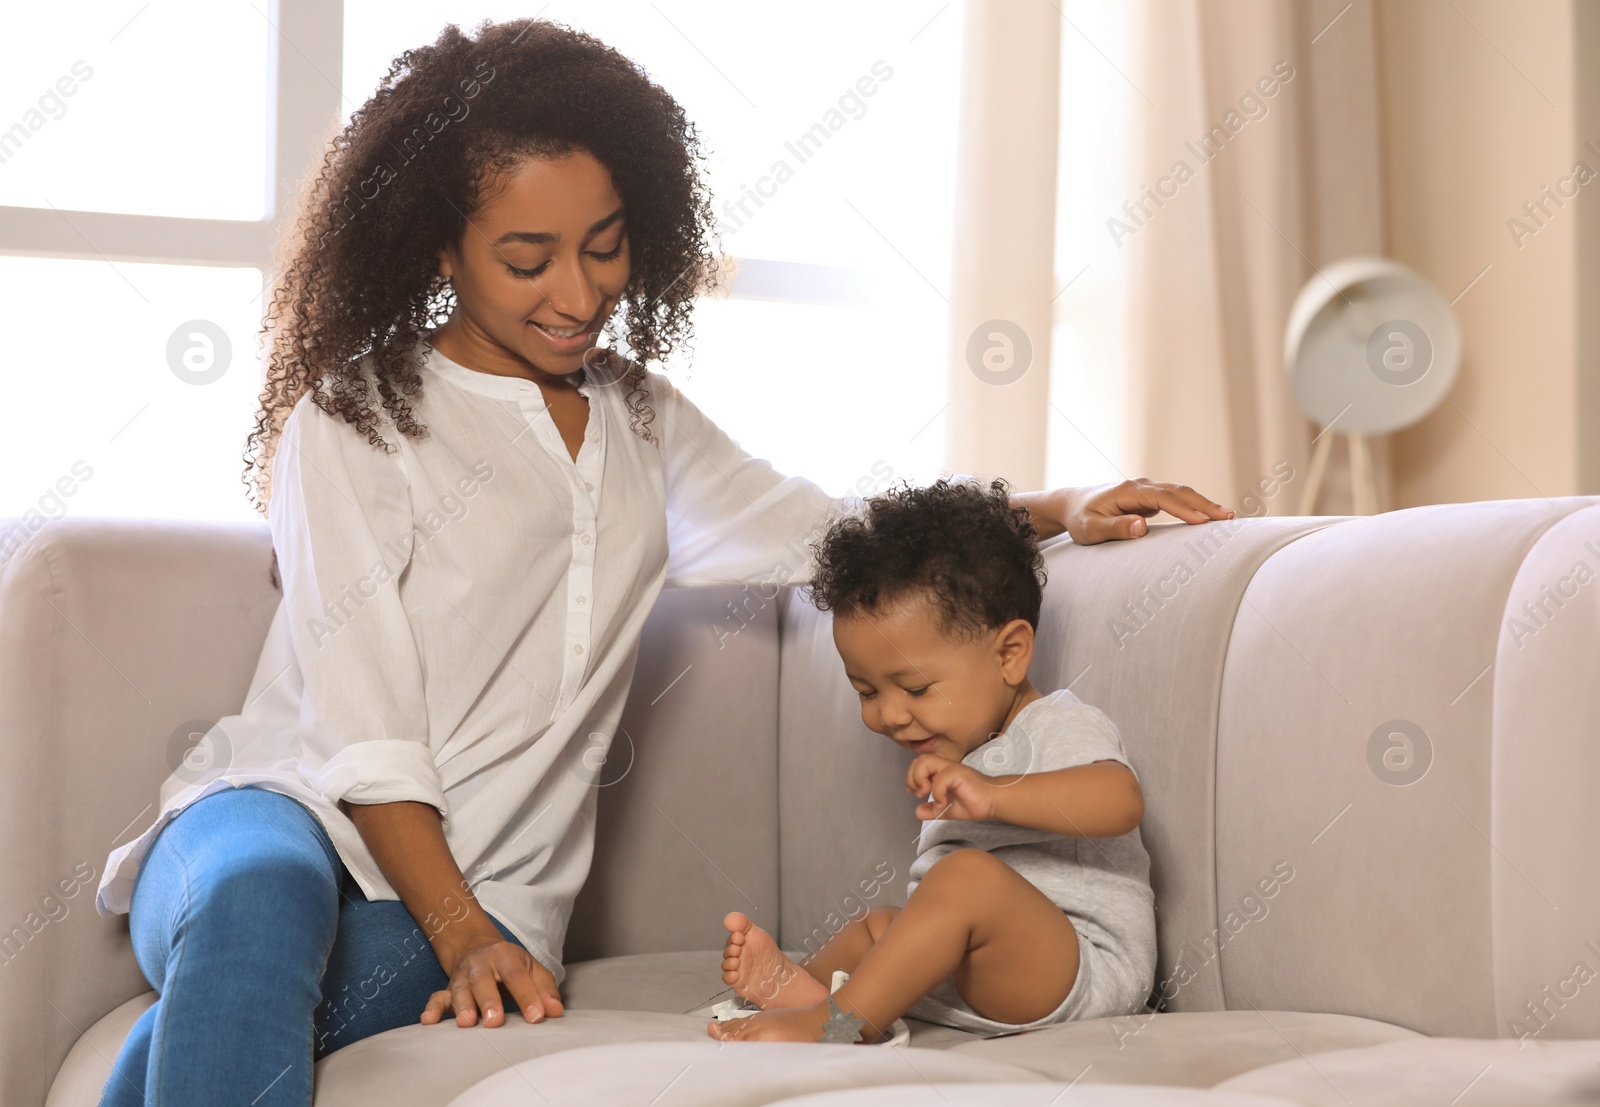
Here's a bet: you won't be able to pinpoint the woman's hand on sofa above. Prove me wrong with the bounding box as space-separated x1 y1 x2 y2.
1014 480 1234 544
420 934 566 1028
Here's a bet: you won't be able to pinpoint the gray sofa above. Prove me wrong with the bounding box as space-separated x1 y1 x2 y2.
6 499 1600 1106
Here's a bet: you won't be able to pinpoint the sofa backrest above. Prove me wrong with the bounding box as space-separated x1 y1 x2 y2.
565 584 784 963
7 496 1600 1107
775 499 1600 1040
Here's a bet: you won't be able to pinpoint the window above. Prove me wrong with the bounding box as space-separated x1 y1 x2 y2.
0 257 264 522
0 0 331 526
0 3 271 220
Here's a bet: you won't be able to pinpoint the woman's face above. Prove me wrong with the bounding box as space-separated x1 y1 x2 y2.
437 149 630 380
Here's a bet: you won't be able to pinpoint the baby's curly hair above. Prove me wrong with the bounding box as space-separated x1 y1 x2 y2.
806 479 1048 638
244 18 719 513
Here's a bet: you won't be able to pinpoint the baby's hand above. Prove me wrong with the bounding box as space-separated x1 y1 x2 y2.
907 755 998 822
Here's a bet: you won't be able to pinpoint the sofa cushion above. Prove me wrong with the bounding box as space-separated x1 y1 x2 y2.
1215 1037 1600 1105
565 587 784 963
44 991 156 1107
312 1011 718 1105
47 956 986 1107
1211 499 1593 1035
445 1041 1048 1107
948 1009 1421 1087
44 991 717 1107
1484 503 1600 1038
51 991 1423 1107
764 1084 1305 1105
559 949 980 1048
562 950 731 1014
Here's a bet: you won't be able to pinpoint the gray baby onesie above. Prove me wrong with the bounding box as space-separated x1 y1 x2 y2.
903 688 1157 1033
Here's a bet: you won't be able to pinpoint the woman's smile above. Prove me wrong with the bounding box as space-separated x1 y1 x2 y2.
529 308 606 354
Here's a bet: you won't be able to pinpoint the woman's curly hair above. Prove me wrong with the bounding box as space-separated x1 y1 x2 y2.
244 18 720 514
806 478 1048 637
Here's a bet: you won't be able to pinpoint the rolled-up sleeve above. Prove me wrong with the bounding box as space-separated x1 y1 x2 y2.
269 395 449 823
651 373 839 586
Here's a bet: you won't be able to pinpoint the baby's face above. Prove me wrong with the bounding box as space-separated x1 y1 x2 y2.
832 595 1025 762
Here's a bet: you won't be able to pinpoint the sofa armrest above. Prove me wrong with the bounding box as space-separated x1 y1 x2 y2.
0 516 280 1107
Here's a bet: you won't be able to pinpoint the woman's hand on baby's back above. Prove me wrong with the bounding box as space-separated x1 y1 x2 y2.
908 755 999 822
420 933 565 1029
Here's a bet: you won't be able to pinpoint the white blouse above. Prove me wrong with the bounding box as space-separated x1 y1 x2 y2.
95 338 835 982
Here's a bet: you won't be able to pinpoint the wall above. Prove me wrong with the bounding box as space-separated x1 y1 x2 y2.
1376 0 1581 506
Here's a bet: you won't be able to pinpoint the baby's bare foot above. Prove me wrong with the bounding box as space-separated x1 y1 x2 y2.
708 1004 829 1043
706 1000 892 1045
720 911 829 1010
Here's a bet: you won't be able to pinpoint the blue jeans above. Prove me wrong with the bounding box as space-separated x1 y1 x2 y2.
98 785 526 1106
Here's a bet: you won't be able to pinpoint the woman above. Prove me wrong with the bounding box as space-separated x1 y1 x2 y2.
93 19 1229 1106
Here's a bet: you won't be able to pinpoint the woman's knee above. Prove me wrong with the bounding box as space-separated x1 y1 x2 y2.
160 790 341 936
198 845 338 914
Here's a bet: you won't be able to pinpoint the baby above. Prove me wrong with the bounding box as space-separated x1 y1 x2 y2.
707 478 1157 1043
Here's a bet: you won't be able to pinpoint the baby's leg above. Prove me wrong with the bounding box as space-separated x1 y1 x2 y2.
711 849 1077 1042
843 848 1079 1031
721 906 902 1009
795 907 900 984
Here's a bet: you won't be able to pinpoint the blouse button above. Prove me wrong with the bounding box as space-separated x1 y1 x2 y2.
576 594 587 605
572 643 585 656
585 481 594 493
579 533 593 546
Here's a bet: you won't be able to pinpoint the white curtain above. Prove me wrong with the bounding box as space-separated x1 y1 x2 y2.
1124 0 1387 515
